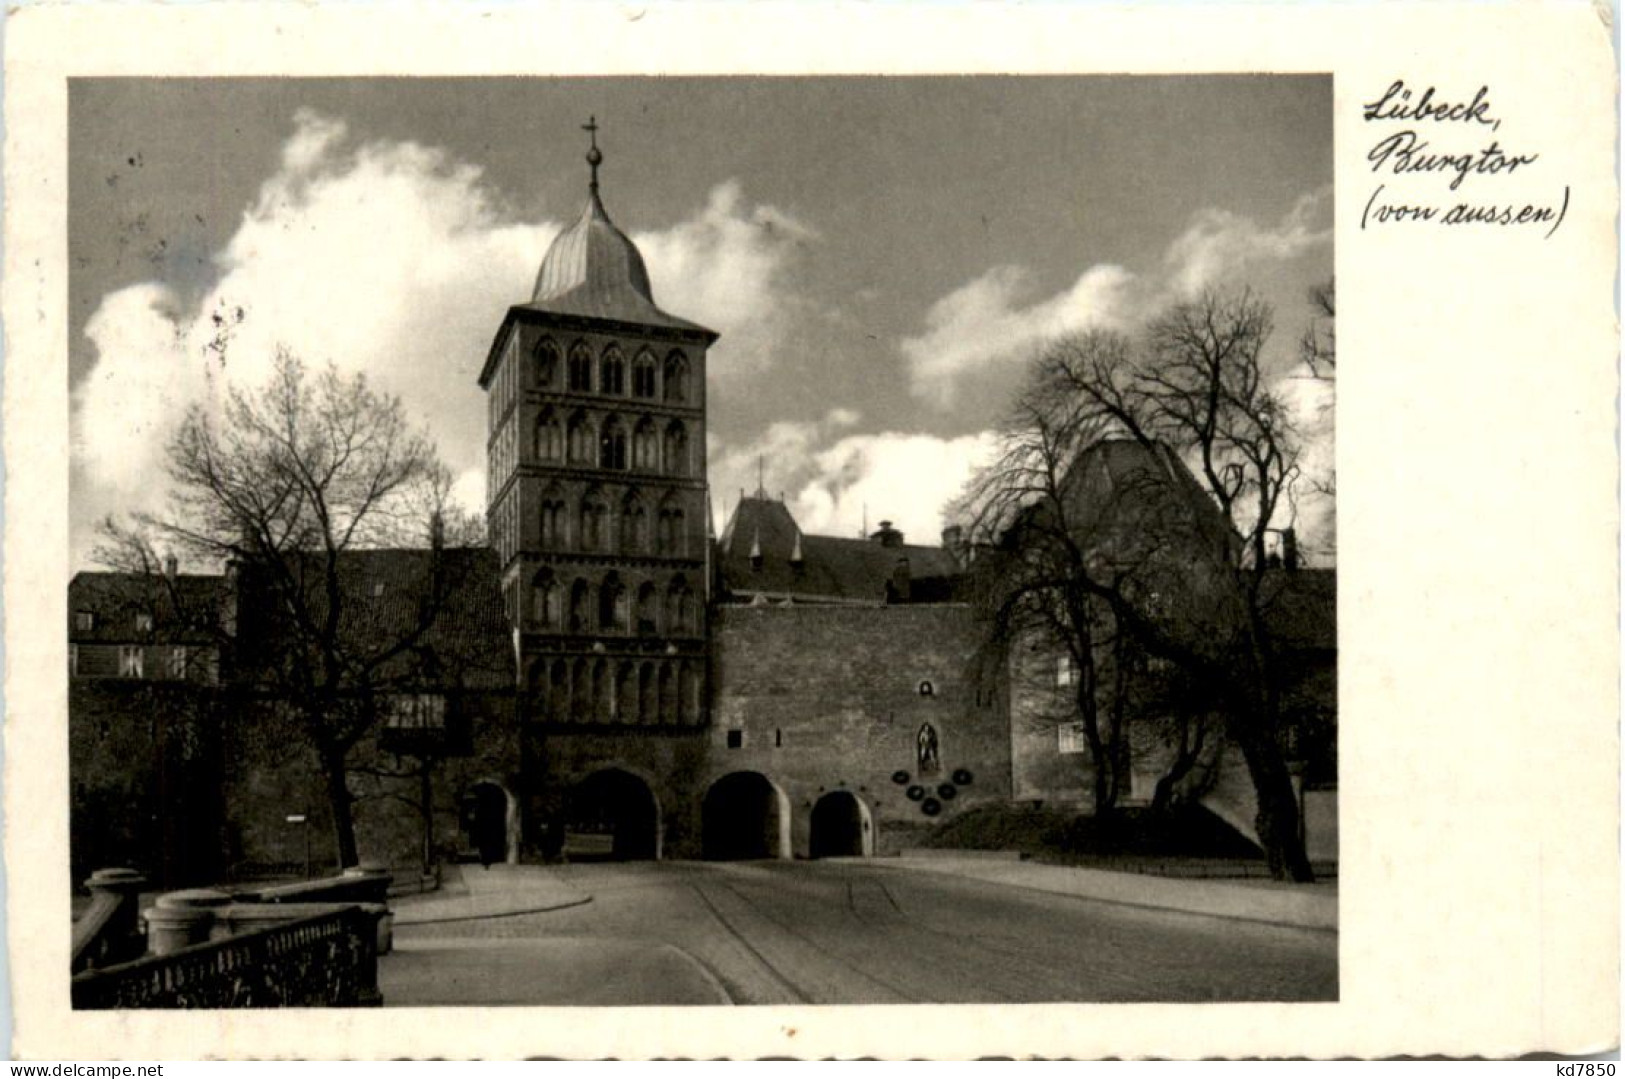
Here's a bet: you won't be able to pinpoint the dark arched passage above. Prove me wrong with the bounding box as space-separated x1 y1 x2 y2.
461 781 514 866
565 768 661 861
810 791 872 858
702 772 790 860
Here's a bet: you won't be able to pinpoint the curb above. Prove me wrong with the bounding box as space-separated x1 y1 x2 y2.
394 894 593 926
873 858 1337 931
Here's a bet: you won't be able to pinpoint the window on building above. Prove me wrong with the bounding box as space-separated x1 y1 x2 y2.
531 570 559 628
535 409 563 461
658 503 687 556
566 411 594 463
599 416 628 470
568 579 591 633
663 421 689 476
1058 721 1087 755
632 350 657 399
632 418 658 470
726 729 744 749
621 494 647 552
663 351 688 403
580 493 608 551
170 646 188 679
134 612 154 633
635 583 659 636
567 342 593 392
540 494 566 548
667 579 695 634
534 338 559 388
385 694 447 730
598 574 627 633
119 646 144 679
599 346 626 396
74 610 94 632
1056 654 1077 687
68 645 78 678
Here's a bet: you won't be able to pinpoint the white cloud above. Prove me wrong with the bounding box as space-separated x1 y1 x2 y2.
1163 186 1332 297
901 263 1140 407
710 411 997 546
72 111 814 567
900 188 1333 407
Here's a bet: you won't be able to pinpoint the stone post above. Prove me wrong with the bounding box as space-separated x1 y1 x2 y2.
73 868 148 969
341 865 394 952
146 889 230 955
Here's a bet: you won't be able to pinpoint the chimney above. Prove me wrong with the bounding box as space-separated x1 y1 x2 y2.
1282 527 1299 571
871 520 904 548
940 525 964 566
163 554 178 580
888 556 912 603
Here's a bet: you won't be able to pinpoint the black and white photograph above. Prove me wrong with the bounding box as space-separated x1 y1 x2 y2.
62 75 1339 1010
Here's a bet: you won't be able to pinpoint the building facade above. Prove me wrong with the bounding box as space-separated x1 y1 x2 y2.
68 133 1335 879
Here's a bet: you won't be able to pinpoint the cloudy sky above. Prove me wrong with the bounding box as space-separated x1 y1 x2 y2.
69 77 1333 570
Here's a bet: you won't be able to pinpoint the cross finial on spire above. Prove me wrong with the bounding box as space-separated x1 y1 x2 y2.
582 115 603 191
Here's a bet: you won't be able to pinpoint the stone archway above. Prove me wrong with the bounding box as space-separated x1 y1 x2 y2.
461 780 519 865
564 767 663 861
810 790 873 858
702 772 791 860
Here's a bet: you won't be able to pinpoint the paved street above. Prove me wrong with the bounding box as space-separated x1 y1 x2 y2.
386 860 1337 1005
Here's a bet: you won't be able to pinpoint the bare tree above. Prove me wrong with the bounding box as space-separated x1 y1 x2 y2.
961 289 1320 882
1299 279 1336 379
97 350 484 870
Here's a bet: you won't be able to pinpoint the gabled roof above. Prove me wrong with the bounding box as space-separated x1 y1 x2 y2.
69 571 225 645
716 496 961 604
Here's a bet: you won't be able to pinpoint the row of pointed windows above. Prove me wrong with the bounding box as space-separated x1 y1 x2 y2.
536 339 689 403
529 571 699 637
530 655 702 726
537 490 687 556
535 411 690 475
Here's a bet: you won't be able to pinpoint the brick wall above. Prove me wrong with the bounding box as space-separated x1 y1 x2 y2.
707 603 1009 857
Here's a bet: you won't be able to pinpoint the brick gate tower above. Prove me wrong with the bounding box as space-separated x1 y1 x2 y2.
476 120 718 857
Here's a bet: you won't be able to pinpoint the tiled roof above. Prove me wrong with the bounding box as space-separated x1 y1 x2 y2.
69 571 226 645
235 547 514 691
716 496 961 604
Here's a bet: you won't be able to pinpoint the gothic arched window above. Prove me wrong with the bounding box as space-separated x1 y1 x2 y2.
632 417 658 470
568 341 593 393
635 582 659 636
632 350 657 399
617 661 637 724
600 346 626 396
568 580 591 634
598 573 626 633
678 663 698 724
540 489 567 548
663 420 689 476
658 496 687 556
621 491 647 553
638 663 656 724
658 662 677 723
531 569 560 628
599 415 628 471
535 408 563 462
566 411 594 464
666 576 695 635
549 658 570 720
663 351 688 403
579 490 608 551
533 337 559 389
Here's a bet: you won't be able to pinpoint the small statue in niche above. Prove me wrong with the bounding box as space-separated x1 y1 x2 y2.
917 721 941 774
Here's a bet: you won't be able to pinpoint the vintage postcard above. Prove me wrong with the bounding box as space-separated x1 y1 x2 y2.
4 0 1617 1061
